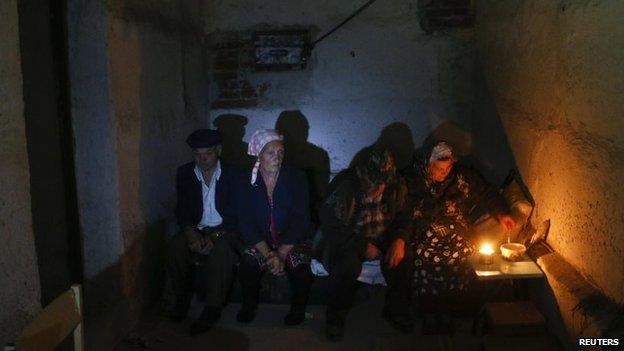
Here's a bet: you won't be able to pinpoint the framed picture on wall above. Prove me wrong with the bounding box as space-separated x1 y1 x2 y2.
253 30 310 71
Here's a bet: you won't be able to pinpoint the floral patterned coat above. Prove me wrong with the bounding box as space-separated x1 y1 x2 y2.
404 163 508 296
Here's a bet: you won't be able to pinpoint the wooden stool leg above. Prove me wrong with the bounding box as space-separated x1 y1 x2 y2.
71 285 85 351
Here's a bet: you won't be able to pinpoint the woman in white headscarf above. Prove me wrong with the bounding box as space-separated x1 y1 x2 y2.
405 140 515 334
236 129 314 326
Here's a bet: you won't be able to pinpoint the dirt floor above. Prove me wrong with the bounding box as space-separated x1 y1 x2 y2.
115 285 483 351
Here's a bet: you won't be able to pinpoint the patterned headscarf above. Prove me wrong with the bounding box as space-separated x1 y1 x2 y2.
356 148 397 187
248 129 283 185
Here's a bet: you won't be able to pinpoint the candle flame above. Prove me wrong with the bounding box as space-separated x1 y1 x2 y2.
479 243 494 255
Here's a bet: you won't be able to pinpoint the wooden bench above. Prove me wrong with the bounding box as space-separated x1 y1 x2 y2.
4 285 84 351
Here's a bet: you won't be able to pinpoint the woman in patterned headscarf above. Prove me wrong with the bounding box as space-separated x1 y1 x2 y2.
319 147 413 340
405 140 515 334
236 129 314 326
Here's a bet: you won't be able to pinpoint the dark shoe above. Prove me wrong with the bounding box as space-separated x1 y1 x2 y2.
168 310 186 322
325 320 344 341
382 305 414 333
190 320 212 335
421 313 440 335
167 299 191 321
190 306 221 335
325 308 345 341
236 304 257 323
284 307 306 326
435 313 454 335
421 313 454 335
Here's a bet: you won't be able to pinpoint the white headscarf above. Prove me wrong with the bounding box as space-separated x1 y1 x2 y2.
428 141 454 164
247 129 283 185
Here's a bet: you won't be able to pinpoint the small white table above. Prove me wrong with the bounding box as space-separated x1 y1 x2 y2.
468 253 544 334
468 253 544 280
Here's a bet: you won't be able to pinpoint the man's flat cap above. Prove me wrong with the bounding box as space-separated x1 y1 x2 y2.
186 129 222 148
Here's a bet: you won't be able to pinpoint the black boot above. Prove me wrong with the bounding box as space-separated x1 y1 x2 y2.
190 306 221 335
237 254 261 324
421 313 439 335
382 259 414 333
436 312 454 335
325 307 346 341
421 312 454 335
284 265 313 326
284 305 306 326
236 303 257 323
168 294 192 321
382 301 414 333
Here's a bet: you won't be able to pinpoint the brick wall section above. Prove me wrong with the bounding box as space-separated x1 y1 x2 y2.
211 38 260 109
418 0 474 33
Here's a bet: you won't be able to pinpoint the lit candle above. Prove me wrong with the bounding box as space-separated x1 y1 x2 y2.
479 242 494 265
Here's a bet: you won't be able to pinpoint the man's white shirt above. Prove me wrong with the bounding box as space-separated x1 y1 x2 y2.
194 161 223 229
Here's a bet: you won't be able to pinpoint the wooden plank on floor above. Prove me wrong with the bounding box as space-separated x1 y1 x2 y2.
486 301 545 335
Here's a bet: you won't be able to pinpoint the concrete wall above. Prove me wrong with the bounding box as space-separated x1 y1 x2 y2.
67 0 209 348
473 0 624 343
0 0 42 345
202 0 477 173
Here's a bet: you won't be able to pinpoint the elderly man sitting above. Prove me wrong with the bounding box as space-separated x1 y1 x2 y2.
319 148 413 340
164 129 240 335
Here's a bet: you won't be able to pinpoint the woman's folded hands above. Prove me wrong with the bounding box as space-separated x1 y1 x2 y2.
265 251 284 275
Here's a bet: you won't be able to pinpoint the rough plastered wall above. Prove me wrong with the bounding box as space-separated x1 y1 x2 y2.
106 0 210 325
473 0 624 313
0 0 41 345
67 0 209 348
202 0 476 172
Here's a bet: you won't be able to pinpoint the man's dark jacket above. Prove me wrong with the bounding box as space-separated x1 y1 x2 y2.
175 161 240 232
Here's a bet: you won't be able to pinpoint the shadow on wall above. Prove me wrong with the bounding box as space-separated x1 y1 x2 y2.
275 110 331 231
348 119 516 185
416 121 477 176
350 122 416 173
81 0 210 348
416 120 531 219
84 220 168 348
420 121 473 160
213 114 255 170
468 60 519 185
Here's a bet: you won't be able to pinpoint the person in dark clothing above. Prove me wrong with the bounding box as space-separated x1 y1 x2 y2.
236 129 314 326
404 140 515 334
319 148 413 341
164 129 241 335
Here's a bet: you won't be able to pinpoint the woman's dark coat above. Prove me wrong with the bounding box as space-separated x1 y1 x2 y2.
237 165 311 247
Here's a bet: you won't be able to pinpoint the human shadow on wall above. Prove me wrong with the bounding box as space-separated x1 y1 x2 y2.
275 110 330 231
213 114 255 170
418 116 522 194
416 120 511 217
349 122 416 174
468 60 536 242
467 60 521 186
418 120 474 165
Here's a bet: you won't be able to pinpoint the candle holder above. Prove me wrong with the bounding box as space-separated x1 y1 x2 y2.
479 243 494 265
